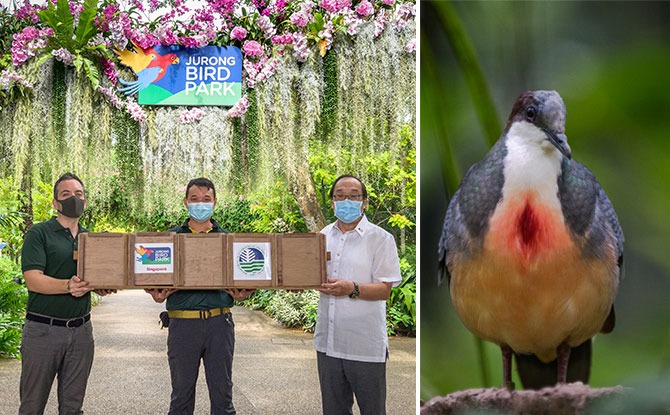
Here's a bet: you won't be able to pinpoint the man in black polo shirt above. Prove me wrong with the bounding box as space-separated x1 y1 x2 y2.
146 177 253 415
20 172 116 414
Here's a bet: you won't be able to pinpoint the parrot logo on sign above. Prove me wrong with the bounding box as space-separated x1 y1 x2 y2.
115 41 180 95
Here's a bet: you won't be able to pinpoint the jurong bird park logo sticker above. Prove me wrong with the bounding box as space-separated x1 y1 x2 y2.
134 243 174 274
233 242 271 281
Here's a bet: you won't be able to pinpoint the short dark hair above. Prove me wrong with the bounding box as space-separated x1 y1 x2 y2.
53 173 85 199
328 174 367 199
185 177 216 199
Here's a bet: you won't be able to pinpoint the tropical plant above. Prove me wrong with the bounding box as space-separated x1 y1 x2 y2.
387 246 416 336
0 255 26 358
35 0 105 89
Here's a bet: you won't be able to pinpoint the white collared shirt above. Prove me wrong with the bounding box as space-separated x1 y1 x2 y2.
313 215 402 363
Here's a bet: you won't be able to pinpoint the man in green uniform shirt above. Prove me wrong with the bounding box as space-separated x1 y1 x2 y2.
146 177 253 415
20 172 116 414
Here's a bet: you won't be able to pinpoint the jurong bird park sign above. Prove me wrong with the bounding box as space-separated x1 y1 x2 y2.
115 43 243 106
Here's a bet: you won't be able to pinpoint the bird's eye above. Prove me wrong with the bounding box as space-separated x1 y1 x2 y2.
525 106 537 121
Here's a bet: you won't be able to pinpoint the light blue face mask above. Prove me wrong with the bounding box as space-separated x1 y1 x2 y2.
188 202 214 222
334 199 363 224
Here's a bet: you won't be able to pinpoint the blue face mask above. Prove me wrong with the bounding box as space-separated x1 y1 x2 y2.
188 202 214 222
334 200 363 224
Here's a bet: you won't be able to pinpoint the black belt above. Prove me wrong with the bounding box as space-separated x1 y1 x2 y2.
26 312 91 328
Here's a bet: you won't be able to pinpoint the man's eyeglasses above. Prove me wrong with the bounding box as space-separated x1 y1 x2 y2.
332 194 364 201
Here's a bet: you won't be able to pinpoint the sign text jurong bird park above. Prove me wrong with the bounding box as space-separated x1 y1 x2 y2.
116 43 243 106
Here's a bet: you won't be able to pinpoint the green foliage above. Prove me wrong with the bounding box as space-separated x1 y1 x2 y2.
33 180 56 222
0 177 54 261
110 112 143 226
51 60 67 156
231 89 259 192
387 246 416 336
318 49 338 141
240 289 276 310
0 255 27 358
0 177 27 262
239 288 319 332
248 181 308 233
215 197 255 233
265 290 320 332
37 0 103 89
309 124 416 243
245 88 260 188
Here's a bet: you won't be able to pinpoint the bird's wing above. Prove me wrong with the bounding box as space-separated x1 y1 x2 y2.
438 140 507 287
137 67 162 85
559 158 624 276
438 187 459 287
114 41 157 73
559 158 623 333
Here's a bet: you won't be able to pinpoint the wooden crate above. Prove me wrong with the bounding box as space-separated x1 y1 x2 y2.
277 233 328 289
77 232 128 289
178 233 227 288
78 232 327 289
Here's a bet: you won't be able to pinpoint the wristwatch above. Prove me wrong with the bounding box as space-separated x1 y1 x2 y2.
349 281 360 299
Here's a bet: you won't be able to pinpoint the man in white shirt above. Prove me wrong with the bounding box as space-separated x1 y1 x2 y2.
314 174 402 415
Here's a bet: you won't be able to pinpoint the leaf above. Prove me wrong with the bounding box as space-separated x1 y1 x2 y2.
37 0 74 51
82 57 100 90
73 54 83 72
53 0 75 50
74 0 100 49
388 214 414 230
307 12 325 34
35 52 54 67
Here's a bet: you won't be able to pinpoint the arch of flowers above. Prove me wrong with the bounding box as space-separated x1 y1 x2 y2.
0 0 416 233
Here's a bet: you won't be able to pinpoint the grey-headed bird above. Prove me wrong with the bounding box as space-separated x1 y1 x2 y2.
438 90 623 389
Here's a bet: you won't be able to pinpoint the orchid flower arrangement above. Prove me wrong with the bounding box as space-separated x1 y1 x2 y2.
0 0 415 121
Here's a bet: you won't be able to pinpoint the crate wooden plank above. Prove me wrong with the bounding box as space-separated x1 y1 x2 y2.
179 233 226 287
78 233 128 288
277 233 327 288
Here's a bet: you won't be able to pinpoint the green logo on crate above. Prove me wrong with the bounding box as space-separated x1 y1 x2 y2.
135 245 172 265
237 247 265 274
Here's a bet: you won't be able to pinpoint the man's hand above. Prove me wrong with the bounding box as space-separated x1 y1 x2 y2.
225 288 256 301
144 288 177 303
317 278 355 297
68 276 92 297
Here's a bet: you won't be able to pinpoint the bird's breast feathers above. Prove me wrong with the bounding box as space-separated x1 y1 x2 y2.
451 194 616 361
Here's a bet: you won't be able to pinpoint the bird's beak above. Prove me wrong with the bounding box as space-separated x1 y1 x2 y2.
542 128 572 159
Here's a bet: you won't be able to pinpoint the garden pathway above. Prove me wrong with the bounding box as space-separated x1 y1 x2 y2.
0 290 416 414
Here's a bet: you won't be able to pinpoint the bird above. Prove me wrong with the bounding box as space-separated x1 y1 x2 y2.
438 90 624 390
114 41 158 73
135 245 154 262
115 41 179 95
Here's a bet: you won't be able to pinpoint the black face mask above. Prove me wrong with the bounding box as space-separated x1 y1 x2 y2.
57 195 85 218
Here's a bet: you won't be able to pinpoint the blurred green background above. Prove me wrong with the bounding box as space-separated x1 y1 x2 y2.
420 0 670 403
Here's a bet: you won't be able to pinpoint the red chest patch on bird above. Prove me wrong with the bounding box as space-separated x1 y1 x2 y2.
488 193 572 266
